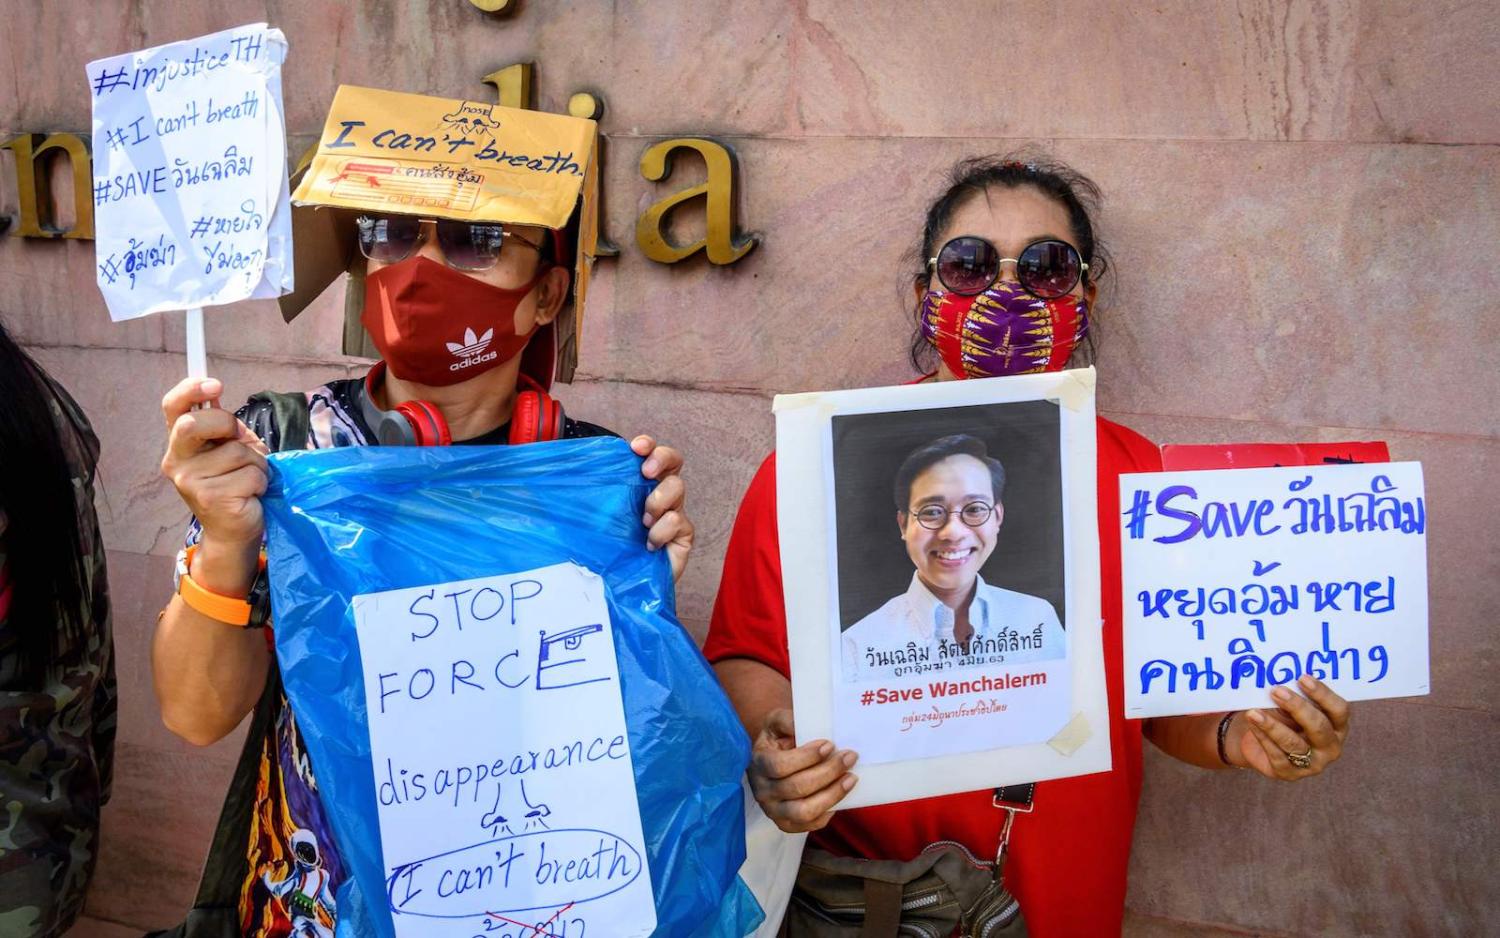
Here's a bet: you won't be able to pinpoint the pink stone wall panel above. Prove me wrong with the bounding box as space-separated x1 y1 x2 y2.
0 238 165 351
1 2 1495 934
156 279 351 362
90 736 244 929
592 136 1500 441
1071 139 1499 437
790 0 1364 141
1127 700 1494 935
8 2 1497 143
1121 911 1260 938
27 346 365 555
1 0 798 137
1346 1 1500 145
84 551 245 929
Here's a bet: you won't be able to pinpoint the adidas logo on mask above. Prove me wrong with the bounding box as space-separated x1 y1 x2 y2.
446 327 498 372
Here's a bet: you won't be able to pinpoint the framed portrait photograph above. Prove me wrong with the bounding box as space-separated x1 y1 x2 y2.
775 368 1106 809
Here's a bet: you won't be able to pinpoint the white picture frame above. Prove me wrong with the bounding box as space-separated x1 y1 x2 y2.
775 368 1107 809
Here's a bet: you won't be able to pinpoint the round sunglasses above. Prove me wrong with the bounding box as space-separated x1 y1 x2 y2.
928 236 1087 299
355 214 544 272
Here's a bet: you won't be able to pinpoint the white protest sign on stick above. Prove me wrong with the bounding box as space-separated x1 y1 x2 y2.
1121 462 1430 719
86 23 292 377
352 561 656 938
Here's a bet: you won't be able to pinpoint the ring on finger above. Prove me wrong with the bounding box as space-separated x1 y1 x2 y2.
1287 748 1314 769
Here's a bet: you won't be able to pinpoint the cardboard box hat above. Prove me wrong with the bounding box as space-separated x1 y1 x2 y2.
281 85 599 388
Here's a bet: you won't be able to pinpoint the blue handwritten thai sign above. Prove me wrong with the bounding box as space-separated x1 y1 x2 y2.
86 23 292 320
352 562 656 938
1121 462 1429 718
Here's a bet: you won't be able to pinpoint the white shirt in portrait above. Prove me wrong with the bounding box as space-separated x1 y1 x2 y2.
840 573 1065 682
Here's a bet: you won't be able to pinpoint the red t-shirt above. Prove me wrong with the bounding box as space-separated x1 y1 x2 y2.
703 417 1161 937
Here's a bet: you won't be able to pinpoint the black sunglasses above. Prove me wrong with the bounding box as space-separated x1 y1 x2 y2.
928 236 1087 299
355 214 544 272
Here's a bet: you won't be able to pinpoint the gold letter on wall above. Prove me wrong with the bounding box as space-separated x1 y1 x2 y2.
482 63 534 110
2 133 95 239
480 65 618 257
636 138 755 265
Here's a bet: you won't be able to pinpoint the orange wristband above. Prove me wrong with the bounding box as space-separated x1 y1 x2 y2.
178 544 267 627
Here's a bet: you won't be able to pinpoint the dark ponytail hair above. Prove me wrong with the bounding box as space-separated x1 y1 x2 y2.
0 318 91 678
906 152 1111 373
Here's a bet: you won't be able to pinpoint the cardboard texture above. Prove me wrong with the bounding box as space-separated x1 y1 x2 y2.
281 86 599 384
293 86 594 226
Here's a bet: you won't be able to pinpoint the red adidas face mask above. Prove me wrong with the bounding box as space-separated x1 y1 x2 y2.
360 256 545 387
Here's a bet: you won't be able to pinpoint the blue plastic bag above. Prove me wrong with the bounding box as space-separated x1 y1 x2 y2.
262 437 762 938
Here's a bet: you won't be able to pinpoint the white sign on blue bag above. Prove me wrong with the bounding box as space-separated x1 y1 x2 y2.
1121 461 1430 719
352 561 656 938
86 23 292 337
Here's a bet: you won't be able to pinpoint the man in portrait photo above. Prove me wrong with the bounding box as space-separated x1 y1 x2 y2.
841 434 1065 682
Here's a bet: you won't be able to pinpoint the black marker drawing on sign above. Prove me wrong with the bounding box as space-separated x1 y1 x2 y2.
440 101 503 136
482 779 553 839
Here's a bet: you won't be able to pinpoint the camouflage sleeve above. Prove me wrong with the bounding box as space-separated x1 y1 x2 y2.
88 501 116 806
40 373 116 802
0 375 115 937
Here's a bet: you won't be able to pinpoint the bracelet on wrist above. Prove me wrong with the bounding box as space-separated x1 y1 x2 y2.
1216 711 1239 767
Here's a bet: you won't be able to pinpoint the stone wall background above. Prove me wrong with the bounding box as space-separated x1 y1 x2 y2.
1 1 1495 934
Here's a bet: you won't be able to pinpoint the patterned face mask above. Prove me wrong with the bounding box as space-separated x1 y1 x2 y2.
919 280 1089 378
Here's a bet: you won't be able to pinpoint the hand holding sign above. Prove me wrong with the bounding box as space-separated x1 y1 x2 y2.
159 376 270 557
87 23 292 377
746 708 857 834
1232 677 1351 779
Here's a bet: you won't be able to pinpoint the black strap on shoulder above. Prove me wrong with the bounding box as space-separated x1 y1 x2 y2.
246 391 310 453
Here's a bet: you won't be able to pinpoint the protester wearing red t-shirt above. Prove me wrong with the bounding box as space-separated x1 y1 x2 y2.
704 155 1353 936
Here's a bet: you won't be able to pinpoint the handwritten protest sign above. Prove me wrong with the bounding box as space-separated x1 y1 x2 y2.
86 23 292 372
293 85 593 226
1121 462 1429 718
352 561 655 938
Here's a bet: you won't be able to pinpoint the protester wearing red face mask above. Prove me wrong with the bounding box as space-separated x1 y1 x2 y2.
705 156 1354 936
149 95 693 938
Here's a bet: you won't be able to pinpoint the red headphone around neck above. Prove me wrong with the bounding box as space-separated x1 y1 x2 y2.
360 362 563 447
